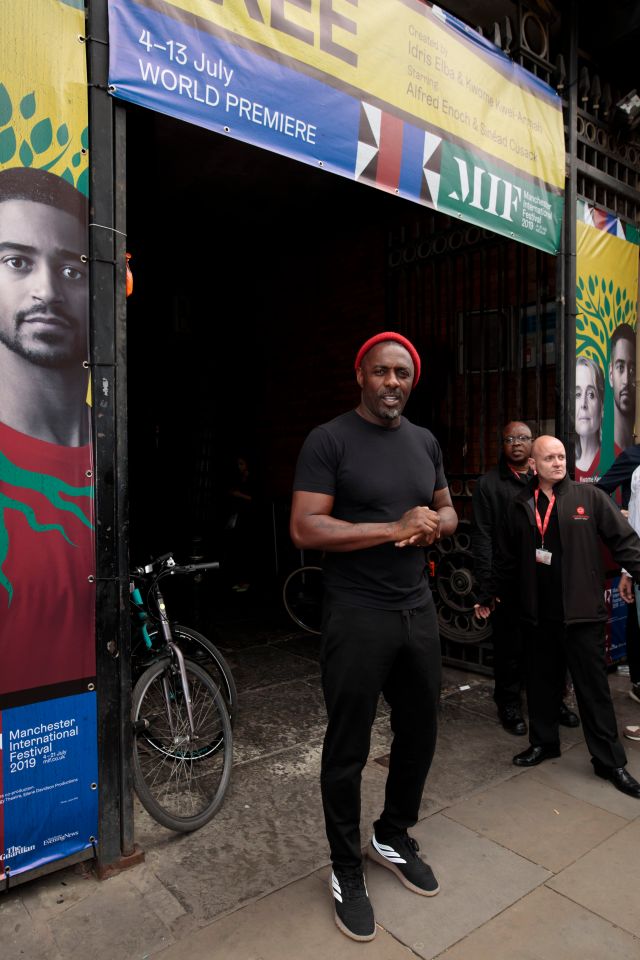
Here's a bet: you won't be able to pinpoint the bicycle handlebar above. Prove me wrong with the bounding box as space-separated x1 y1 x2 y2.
171 561 220 575
130 555 220 578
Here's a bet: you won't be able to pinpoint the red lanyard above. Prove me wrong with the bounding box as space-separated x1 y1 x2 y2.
534 489 555 545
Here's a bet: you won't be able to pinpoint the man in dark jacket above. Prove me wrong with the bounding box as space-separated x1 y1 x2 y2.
476 435 640 798
597 444 640 706
472 422 579 735
597 442 640 510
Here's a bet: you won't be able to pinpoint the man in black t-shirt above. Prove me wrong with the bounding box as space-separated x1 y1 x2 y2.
290 332 457 943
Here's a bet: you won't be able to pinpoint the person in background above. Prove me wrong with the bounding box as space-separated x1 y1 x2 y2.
614 463 640 740
472 420 580 736
475 436 640 799
225 453 253 592
598 446 640 715
472 422 579 735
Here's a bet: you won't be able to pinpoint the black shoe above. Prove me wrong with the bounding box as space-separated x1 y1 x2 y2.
331 868 376 941
498 706 527 736
592 764 640 798
513 745 561 767
559 702 580 727
368 833 439 896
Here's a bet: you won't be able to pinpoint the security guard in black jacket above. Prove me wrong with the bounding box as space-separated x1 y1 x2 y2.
472 422 578 735
476 436 640 799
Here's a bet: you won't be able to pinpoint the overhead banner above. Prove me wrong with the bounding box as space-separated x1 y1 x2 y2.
0 0 97 882
107 0 565 253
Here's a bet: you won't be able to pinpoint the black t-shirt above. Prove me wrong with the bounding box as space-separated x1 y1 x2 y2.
535 489 564 622
293 410 448 609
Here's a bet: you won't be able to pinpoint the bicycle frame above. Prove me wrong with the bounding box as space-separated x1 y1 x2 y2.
130 554 222 738
131 567 197 733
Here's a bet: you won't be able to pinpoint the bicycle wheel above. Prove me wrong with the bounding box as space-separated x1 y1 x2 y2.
283 565 323 635
146 625 238 724
132 657 233 832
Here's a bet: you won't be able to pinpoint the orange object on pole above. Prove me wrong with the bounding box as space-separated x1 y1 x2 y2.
126 252 133 296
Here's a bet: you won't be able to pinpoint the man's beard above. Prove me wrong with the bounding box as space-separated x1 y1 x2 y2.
377 404 401 421
616 391 633 414
0 313 86 368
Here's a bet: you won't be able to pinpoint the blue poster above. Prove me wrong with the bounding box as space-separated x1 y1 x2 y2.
606 575 628 664
0 692 98 880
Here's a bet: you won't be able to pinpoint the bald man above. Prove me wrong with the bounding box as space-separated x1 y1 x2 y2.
473 423 579 734
291 333 457 942
477 436 640 799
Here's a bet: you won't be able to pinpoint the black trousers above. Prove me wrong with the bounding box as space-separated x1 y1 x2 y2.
491 602 525 710
320 601 441 870
522 619 627 770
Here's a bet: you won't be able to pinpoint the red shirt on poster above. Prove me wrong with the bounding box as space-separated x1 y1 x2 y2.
0 421 95 698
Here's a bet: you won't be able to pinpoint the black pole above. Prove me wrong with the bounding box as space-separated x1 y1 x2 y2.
87 0 136 872
558 0 578 465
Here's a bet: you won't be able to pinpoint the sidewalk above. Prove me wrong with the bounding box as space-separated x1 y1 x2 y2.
2 618 639 959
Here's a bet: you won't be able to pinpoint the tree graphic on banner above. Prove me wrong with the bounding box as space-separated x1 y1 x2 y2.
0 453 93 604
576 273 636 368
0 82 89 195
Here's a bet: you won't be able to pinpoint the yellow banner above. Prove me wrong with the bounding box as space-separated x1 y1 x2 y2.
0 0 88 192
155 0 564 188
575 218 640 478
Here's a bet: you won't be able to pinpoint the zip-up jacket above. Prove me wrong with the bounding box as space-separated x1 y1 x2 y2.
596 442 640 509
471 456 533 605
492 474 640 625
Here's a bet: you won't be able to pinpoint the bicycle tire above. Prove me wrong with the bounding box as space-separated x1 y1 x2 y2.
132 656 233 832
144 625 238 724
283 565 323 635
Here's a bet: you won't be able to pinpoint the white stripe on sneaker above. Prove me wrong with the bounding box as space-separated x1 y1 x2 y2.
331 872 343 902
372 836 407 864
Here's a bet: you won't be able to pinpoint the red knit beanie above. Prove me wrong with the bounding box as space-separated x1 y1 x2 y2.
354 332 421 388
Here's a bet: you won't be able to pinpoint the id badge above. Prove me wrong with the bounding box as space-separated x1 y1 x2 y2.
536 548 552 565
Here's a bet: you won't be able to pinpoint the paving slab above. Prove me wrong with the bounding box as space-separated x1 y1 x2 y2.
131 729 404 929
152 871 417 960
272 631 322 663
444 773 628 873
132 741 326 926
437 884 640 960
223 642 320 693
364 813 549 959
47 873 176 960
1 891 59 960
547 817 640 938
528 742 640 819
232 677 326 764
424 701 528 807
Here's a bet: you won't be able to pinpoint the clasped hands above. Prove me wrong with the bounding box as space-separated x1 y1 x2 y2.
395 506 441 548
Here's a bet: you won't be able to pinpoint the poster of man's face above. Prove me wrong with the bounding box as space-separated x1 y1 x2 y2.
608 322 636 449
0 168 88 372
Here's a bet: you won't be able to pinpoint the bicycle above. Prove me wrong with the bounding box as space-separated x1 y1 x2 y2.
130 552 236 831
282 554 323 635
282 527 490 644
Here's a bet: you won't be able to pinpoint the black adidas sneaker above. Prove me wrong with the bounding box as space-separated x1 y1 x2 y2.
368 833 440 896
330 867 376 941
